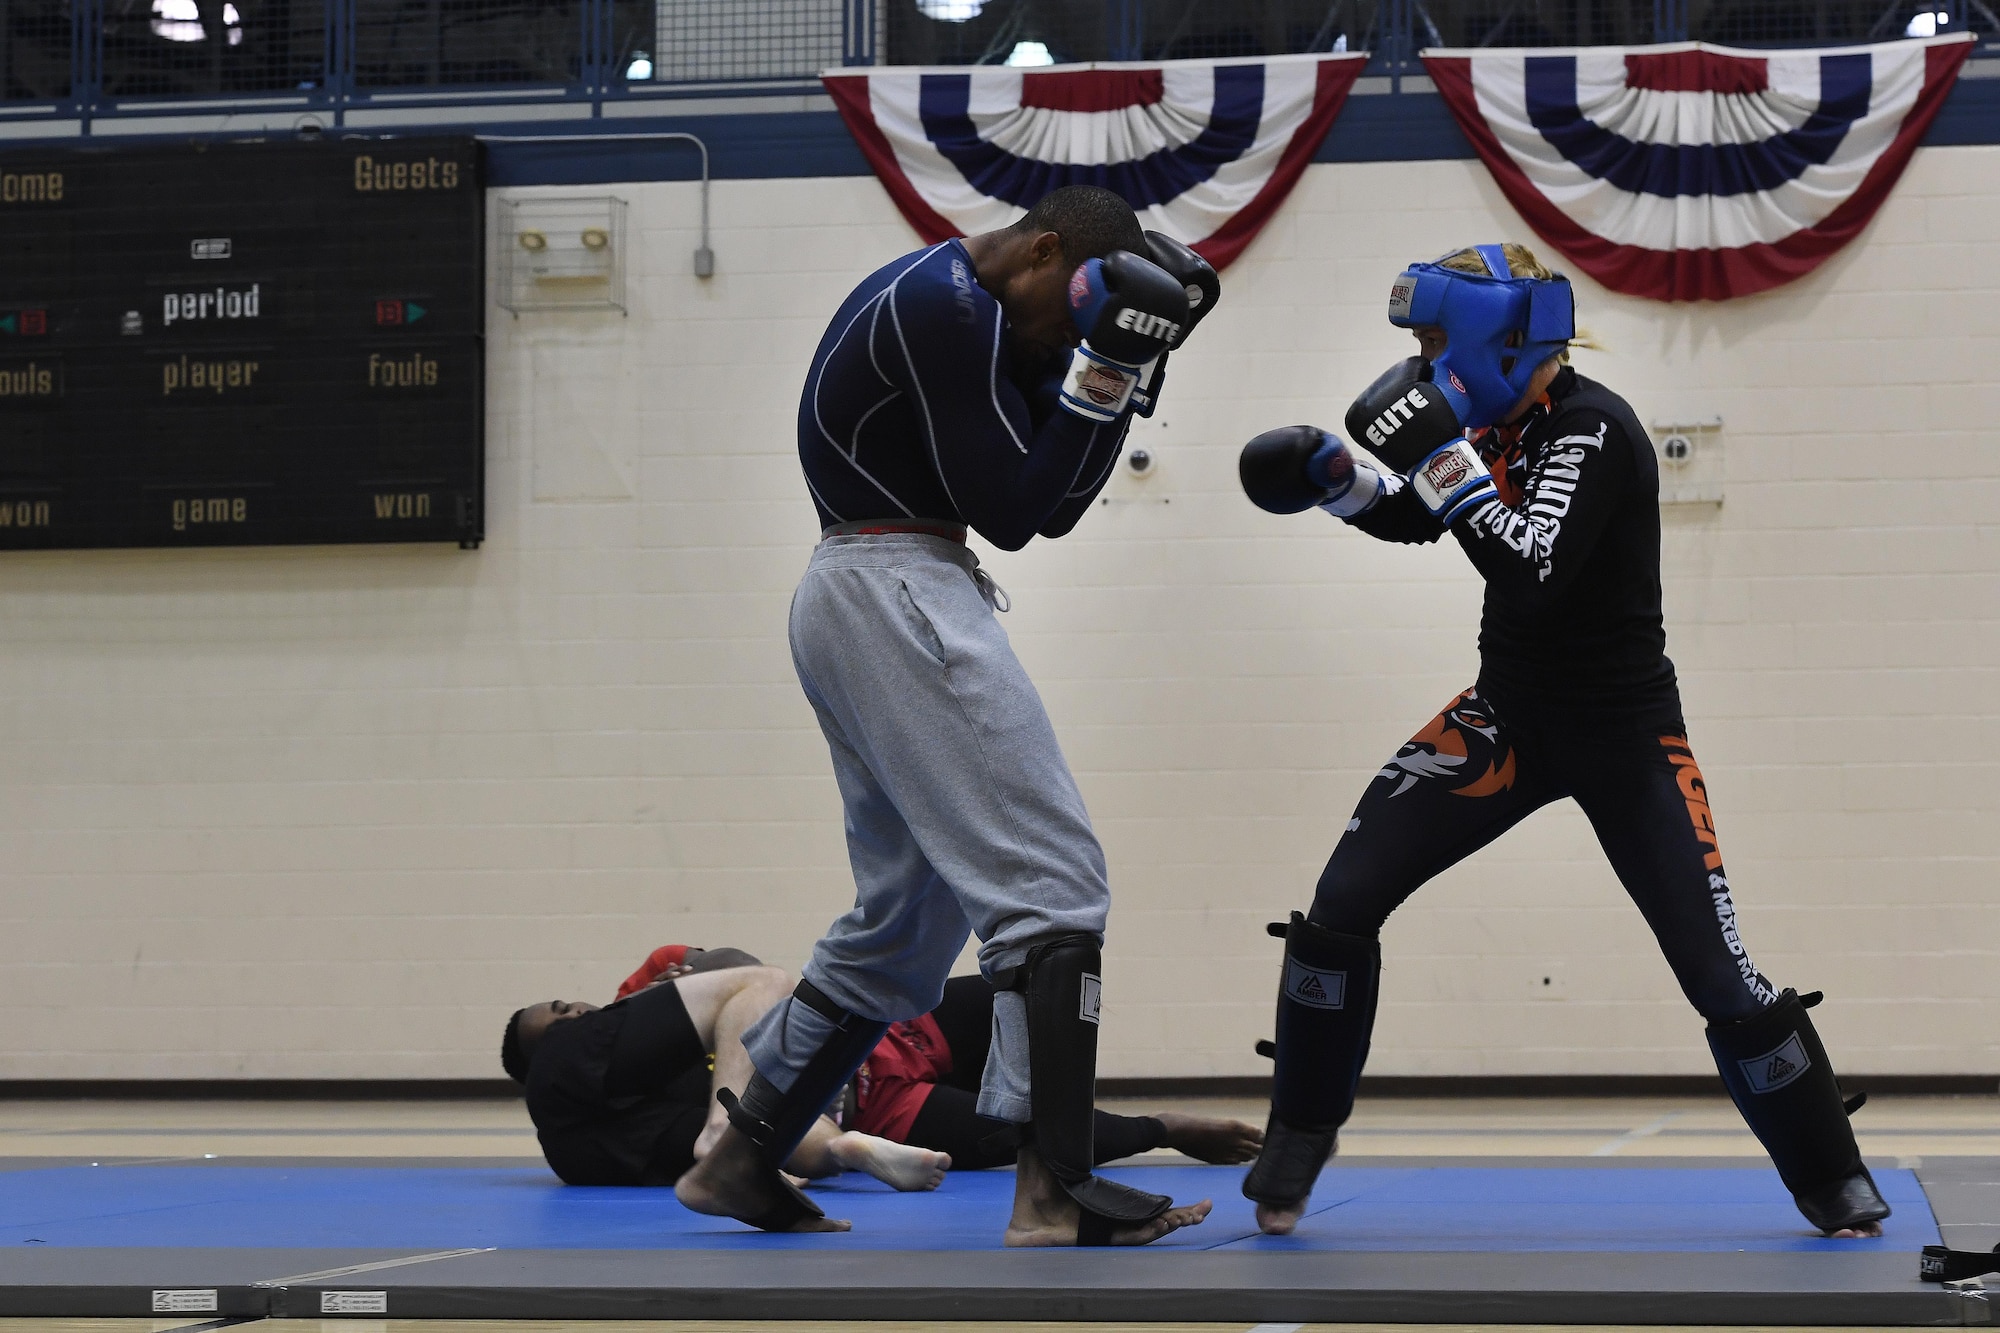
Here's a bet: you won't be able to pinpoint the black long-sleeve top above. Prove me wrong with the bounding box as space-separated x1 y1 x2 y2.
1348 367 1681 728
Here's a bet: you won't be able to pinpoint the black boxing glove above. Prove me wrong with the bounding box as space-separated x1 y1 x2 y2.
1059 250 1190 423
1142 231 1220 345
1072 249 1189 363
1342 358 1460 472
1345 358 1495 525
1128 232 1222 418
1239 425 1385 517
1129 361 1170 419
1342 357 1432 444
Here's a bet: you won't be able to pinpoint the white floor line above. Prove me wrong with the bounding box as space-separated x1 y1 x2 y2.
1588 1110 1682 1156
252 1247 494 1286
1246 1324 1306 1333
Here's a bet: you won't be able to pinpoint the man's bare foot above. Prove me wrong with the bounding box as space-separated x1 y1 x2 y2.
1003 1146 1211 1247
1154 1111 1263 1164
827 1130 950 1191
674 1124 851 1233
1828 1221 1884 1239
1255 1198 1307 1236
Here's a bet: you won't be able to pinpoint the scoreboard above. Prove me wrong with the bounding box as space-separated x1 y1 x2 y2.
0 137 484 551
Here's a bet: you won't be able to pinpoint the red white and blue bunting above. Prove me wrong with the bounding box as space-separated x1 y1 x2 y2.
823 53 1366 270
1425 35 1973 301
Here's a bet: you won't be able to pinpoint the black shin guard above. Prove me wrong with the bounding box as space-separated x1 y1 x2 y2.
1707 988 1889 1233
1243 912 1381 1209
719 978 889 1231
1008 934 1172 1243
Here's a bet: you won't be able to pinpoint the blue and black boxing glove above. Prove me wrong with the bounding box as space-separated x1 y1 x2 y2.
1058 250 1189 424
1344 358 1497 525
1239 426 1385 518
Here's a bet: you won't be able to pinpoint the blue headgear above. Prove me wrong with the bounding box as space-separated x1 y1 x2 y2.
1386 245 1575 429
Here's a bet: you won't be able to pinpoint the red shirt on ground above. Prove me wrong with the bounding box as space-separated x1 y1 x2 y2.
851 1010 951 1141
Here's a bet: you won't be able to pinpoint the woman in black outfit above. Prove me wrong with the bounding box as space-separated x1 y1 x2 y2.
1235 242 1888 1239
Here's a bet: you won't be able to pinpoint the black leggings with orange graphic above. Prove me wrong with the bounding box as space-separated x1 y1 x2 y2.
1309 687 1777 1024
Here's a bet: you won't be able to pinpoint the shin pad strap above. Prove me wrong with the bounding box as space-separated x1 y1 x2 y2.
733 979 889 1169
714 1088 828 1232
1242 1117 1338 1208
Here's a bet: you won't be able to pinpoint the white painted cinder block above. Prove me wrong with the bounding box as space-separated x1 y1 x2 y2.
0 156 1996 1079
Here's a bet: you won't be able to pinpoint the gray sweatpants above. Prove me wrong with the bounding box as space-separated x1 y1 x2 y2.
742 532 1110 1123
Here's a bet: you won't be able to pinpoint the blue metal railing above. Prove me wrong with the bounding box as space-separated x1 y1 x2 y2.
880 0 1988 72
2 0 875 131
1 0 1988 135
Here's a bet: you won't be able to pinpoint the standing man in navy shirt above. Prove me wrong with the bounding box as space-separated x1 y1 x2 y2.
676 186 1222 1246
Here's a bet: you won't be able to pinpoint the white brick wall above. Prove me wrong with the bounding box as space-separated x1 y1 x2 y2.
1 150 1995 1078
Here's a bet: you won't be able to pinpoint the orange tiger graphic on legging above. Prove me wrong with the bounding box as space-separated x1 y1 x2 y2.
1375 688 1517 799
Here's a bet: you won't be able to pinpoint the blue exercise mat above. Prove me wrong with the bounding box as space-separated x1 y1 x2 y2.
0 1162 1935 1252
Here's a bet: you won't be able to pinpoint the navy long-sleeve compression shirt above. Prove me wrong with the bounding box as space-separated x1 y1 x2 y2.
797 240 1127 551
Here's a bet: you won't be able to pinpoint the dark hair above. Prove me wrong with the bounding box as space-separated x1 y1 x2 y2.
500 1008 530 1083
1010 185 1146 265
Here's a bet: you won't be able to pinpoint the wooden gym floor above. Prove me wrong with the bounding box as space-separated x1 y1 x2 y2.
0 1091 1992 1162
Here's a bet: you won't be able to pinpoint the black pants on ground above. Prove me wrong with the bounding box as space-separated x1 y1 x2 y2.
1312 687 1775 1024
905 976 1164 1168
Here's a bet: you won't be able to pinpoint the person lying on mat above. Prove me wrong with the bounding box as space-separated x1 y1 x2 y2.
500 948 950 1192
849 972 1261 1171
505 945 1260 1186
612 947 1259 1172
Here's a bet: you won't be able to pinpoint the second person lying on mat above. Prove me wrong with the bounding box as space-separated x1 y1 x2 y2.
502 944 1261 1187
502 947 947 1191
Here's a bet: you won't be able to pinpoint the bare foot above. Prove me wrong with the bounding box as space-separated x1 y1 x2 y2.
1255 1198 1307 1236
674 1124 851 1233
827 1130 951 1192
1154 1111 1263 1165
1829 1221 1884 1239
1003 1146 1211 1247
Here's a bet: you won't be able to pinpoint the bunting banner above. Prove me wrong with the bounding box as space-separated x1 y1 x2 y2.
1424 35 1973 301
822 53 1367 271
